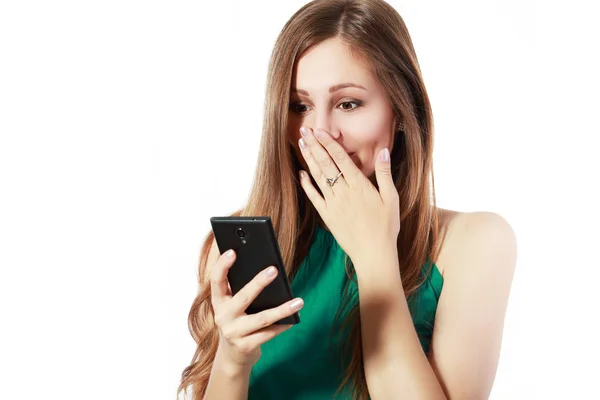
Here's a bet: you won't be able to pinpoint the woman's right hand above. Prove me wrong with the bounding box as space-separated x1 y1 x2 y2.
210 249 304 372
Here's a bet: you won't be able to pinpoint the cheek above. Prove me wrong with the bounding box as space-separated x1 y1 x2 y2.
342 114 391 144
287 127 306 169
288 120 303 145
342 111 392 177
342 100 392 143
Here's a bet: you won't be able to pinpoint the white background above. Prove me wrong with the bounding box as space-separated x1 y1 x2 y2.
1 0 598 399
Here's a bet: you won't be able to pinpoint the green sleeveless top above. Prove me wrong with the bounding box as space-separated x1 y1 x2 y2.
248 225 443 399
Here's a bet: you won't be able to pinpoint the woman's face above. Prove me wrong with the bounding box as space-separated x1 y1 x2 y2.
288 37 398 179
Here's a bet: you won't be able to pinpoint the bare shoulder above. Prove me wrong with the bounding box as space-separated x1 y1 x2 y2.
434 207 517 277
428 209 518 397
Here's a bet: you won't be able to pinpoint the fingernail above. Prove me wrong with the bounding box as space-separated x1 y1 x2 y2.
300 126 308 137
379 148 390 162
299 170 307 179
225 249 234 258
299 138 307 149
265 266 277 277
290 298 304 310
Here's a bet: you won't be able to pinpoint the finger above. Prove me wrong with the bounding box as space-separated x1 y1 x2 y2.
374 148 398 204
298 135 332 197
210 249 236 305
233 324 293 351
234 297 304 337
302 127 347 189
299 127 346 193
312 128 361 185
229 265 279 315
298 170 326 214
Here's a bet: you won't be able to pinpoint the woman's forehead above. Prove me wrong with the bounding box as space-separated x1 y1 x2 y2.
292 38 377 95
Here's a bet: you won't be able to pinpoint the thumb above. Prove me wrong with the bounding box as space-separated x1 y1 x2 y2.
375 148 396 202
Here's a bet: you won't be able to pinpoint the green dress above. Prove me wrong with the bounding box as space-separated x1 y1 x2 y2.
248 225 444 399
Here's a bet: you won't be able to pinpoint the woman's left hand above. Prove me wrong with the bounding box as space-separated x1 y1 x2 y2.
297 126 401 269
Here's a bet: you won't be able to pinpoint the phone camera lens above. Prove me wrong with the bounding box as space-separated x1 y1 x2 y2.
236 228 246 238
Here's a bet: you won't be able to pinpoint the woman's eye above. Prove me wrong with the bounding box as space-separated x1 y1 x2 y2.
290 102 310 114
289 100 362 114
338 100 362 111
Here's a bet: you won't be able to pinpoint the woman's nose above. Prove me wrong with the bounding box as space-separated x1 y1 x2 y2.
309 112 341 139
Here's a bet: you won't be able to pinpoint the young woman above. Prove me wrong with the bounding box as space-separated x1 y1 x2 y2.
179 0 517 399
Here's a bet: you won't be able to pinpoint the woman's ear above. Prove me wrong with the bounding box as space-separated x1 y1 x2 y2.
390 117 403 146
396 119 405 132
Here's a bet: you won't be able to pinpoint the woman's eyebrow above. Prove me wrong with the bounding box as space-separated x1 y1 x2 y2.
291 83 368 96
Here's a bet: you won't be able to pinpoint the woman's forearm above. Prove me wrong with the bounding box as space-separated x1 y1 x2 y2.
353 247 446 400
203 353 251 400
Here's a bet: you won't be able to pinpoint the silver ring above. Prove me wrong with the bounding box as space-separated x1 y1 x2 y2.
326 171 343 187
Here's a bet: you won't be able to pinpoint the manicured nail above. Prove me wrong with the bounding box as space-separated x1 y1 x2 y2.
265 266 277 277
379 148 390 162
299 138 307 149
290 298 304 310
300 126 309 136
225 249 234 258
299 170 307 179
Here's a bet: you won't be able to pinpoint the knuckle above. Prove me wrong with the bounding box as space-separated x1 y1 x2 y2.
332 150 346 164
280 303 295 316
235 341 254 355
213 312 226 327
313 169 325 181
257 278 270 292
210 270 221 286
221 325 234 341
321 157 334 169
257 313 271 329
254 274 267 288
238 292 251 308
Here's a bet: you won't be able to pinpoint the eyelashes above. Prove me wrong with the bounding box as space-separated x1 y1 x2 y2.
289 99 364 115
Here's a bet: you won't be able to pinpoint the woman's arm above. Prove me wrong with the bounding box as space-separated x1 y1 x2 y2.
198 241 301 400
354 246 446 400
199 245 252 400
354 211 517 400
427 212 517 399
203 352 251 400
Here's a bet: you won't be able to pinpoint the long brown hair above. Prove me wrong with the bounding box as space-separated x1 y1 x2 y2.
178 0 445 398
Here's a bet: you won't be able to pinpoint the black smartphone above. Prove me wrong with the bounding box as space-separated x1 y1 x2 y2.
209 216 300 325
